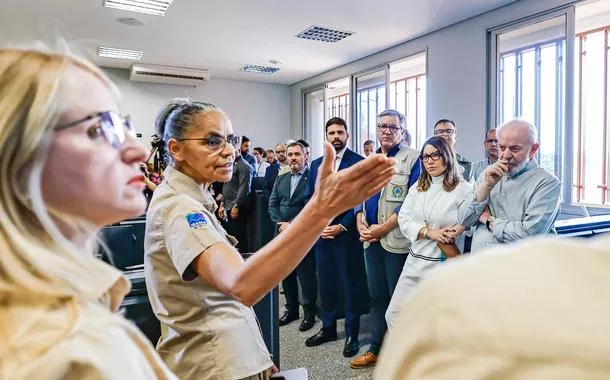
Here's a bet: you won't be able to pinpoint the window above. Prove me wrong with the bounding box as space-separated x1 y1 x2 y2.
573 0 610 206
303 53 428 157
303 88 325 160
389 52 427 149
355 70 386 153
496 15 567 183
325 77 350 125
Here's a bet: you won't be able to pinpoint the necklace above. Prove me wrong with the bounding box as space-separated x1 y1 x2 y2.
421 182 443 228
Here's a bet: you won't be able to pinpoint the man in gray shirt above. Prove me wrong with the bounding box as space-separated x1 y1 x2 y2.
471 128 499 182
220 151 254 252
459 119 561 252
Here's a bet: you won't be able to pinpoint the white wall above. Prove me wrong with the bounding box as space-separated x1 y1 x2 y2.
105 68 291 149
290 0 578 162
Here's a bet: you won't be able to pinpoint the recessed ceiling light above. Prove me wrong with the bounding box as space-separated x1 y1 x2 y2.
117 17 144 26
295 25 354 43
104 0 175 16
241 64 280 75
98 46 143 60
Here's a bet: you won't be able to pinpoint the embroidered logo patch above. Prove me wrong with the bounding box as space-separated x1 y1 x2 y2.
392 185 405 198
186 212 208 229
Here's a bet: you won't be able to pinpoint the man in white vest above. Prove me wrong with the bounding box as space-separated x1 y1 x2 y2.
350 109 421 369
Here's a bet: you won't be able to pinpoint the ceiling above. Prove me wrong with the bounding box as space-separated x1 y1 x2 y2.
0 0 519 85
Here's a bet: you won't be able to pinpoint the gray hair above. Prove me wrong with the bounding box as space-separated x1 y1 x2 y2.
155 98 220 162
498 119 538 145
377 109 406 129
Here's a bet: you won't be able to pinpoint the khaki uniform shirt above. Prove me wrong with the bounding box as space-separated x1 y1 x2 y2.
145 166 272 380
1 257 175 380
375 236 610 379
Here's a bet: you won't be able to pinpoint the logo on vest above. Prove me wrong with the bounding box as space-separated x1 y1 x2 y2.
186 212 208 229
391 185 405 198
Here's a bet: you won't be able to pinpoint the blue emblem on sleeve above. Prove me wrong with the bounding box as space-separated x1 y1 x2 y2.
186 212 208 229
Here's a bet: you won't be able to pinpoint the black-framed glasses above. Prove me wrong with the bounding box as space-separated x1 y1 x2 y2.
178 135 241 152
55 111 135 149
377 124 402 132
486 138 498 145
434 128 455 136
420 151 442 162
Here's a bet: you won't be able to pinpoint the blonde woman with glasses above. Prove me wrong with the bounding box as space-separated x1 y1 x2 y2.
0 47 395 379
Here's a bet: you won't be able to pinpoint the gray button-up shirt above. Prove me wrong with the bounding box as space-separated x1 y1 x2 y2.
458 159 561 252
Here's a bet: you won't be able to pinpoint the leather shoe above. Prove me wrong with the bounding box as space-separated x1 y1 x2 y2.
298 313 316 332
279 311 299 326
305 328 337 347
343 336 360 357
349 351 377 368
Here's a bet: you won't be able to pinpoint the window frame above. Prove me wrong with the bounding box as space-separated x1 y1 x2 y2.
488 7 576 205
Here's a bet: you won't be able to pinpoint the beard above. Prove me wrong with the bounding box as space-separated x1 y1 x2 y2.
331 139 346 152
508 156 530 176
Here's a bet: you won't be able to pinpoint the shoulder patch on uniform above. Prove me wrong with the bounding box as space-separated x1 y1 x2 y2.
186 212 209 229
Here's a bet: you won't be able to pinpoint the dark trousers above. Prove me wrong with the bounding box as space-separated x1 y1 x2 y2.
315 232 362 337
364 242 407 355
226 210 249 253
282 249 318 315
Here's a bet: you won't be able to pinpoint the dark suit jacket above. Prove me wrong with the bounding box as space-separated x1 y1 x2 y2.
264 161 281 191
268 168 310 224
222 156 254 210
305 148 364 230
241 152 257 170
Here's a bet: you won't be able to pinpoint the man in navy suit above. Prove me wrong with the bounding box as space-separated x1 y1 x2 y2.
304 117 365 358
268 142 318 332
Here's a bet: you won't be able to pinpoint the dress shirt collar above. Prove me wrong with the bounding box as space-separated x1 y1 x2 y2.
336 146 348 159
163 166 217 212
377 142 402 157
291 167 306 176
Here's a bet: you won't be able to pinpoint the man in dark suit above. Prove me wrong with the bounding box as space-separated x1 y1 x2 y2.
220 150 254 252
268 142 317 332
304 117 365 358
264 142 287 191
240 135 257 169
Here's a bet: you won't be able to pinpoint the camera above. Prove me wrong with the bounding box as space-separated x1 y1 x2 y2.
150 134 164 149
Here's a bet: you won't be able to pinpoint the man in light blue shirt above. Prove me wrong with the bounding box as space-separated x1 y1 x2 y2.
459 119 561 252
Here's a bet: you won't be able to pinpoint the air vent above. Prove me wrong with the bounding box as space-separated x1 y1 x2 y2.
295 26 354 43
98 46 143 60
241 64 280 75
130 64 210 86
104 0 174 16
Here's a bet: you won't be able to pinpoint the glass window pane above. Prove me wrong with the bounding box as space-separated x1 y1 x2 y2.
501 54 517 122
539 44 558 176
304 89 325 160
356 70 386 152
417 76 427 149
521 48 536 123
581 31 606 204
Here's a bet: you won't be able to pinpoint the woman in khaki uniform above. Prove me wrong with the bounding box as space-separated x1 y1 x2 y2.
144 99 396 380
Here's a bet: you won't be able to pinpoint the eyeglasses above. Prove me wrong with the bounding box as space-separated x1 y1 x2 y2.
377 124 402 132
486 138 498 145
178 135 241 152
55 111 135 149
420 151 442 162
435 128 455 136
